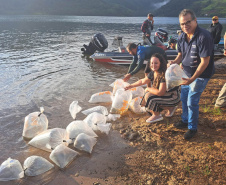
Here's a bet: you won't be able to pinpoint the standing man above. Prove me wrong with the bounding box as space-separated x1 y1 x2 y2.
169 9 215 140
207 16 223 50
141 13 154 45
123 43 167 82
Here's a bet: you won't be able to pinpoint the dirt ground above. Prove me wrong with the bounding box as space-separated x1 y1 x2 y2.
109 58 226 185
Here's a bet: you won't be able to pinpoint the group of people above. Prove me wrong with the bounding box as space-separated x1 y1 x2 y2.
123 9 226 140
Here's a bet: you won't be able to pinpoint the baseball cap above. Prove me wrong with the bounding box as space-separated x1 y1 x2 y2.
212 16 218 20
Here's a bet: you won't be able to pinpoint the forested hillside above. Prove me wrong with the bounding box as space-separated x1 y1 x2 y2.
0 0 225 17
155 0 226 17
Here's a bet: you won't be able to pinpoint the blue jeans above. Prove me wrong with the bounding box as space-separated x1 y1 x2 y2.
181 78 210 130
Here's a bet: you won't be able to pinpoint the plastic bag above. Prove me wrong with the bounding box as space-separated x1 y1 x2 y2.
83 112 107 131
128 86 145 98
88 91 113 103
129 97 146 114
49 144 79 169
28 128 70 152
0 158 24 181
22 107 48 139
23 156 54 176
106 114 121 121
82 106 108 116
165 64 188 90
69 101 82 119
96 123 112 135
74 133 97 154
110 89 132 114
66 120 98 140
112 79 130 95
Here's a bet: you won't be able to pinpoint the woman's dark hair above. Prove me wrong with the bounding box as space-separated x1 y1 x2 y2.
126 43 137 51
151 53 167 73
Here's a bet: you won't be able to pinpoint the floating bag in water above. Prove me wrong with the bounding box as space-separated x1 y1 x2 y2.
129 97 146 114
49 144 79 169
82 106 108 116
89 91 113 103
28 128 71 152
110 89 132 114
0 158 24 181
106 114 121 121
22 107 48 139
112 79 130 95
66 120 98 140
23 156 54 176
128 86 145 98
69 101 82 119
83 112 107 131
74 133 97 154
165 64 188 90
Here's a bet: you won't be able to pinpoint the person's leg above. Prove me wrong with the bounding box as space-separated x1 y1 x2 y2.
183 78 209 140
181 85 189 123
215 83 226 108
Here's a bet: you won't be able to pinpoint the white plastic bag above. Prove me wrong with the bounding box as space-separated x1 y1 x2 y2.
66 120 98 140
28 128 70 152
129 97 146 114
110 89 132 114
112 79 130 95
22 107 48 139
106 114 121 121
74 133 97 154
0 158 24 181
89 91 113 103
128 86 145 98
83 112 107 131
82 106 108 116
165 64 188 90
97 123 112 135
23 156 54 176
69 101 82 119
49 144 79 169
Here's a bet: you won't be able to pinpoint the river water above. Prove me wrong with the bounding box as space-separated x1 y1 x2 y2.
0 15 226 184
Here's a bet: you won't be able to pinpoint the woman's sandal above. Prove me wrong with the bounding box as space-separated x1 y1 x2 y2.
146 114 163 123
165 106 177 118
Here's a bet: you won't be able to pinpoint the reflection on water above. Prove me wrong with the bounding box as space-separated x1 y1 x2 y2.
0 15 226 184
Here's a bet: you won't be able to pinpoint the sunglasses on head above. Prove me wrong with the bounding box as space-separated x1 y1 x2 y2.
212 19 218 21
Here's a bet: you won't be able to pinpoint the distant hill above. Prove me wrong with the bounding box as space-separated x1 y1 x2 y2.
155 0 226 17
0 0 165 16
0 0 225 17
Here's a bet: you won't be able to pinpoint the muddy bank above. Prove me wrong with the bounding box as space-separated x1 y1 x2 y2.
110 58 226 185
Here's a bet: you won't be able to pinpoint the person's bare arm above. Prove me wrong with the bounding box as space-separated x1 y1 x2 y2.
125 77 150 90
145 82 166 96
180 56 210 85
168 52 182 67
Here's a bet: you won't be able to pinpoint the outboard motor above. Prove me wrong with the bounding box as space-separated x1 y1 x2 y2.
81 33 108 55
155 28 168 43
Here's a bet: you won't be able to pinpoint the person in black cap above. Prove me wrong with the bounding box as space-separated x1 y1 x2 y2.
207 16 223 50
167 37 177 50
141 13 154 45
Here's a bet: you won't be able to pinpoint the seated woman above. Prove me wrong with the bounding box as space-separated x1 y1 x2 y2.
125 53 180 123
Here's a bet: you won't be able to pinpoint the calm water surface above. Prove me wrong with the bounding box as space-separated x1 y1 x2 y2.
0 15 226 184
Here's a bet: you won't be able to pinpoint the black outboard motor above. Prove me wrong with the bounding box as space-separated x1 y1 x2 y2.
81 33 108 55
155 28 168 43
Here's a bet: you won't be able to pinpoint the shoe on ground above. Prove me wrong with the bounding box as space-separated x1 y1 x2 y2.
184 129 197 140
146 114 163 123
174 120 188 129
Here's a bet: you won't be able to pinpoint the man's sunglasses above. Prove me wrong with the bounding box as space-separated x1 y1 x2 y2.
212 19 218 21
